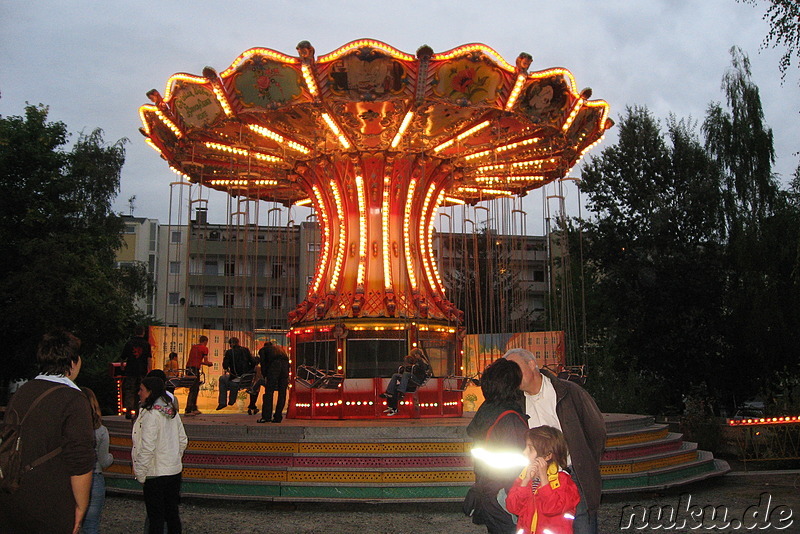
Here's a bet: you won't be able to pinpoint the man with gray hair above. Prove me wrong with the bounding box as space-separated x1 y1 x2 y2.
504 348 606 534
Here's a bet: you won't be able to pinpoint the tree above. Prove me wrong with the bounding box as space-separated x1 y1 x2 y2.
578 106 727 412
740 0 800 84
703 48 799 407
0 104 144 387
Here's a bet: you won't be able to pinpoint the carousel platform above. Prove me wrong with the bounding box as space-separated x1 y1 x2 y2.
103 413 729 502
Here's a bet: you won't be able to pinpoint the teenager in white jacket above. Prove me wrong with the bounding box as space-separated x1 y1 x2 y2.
132 376 188 534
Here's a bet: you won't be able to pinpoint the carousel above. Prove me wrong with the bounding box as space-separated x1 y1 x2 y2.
138 39 611 419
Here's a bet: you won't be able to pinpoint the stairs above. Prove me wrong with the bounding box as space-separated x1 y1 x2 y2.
601 413 730 493
103 413 729 501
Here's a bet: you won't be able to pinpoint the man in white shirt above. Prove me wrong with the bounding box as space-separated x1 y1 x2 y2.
504 348 606 534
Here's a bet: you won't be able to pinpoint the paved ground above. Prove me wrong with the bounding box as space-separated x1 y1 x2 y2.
100 471 800 533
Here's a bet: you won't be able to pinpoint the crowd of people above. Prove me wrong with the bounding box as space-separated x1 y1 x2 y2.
2 327 606 534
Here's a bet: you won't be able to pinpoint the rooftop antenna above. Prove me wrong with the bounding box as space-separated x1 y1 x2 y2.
128 195 136 216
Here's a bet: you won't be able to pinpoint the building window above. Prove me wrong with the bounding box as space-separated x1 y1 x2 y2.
169 261 181 275
533 270 545 282
224 293 234 308
171 230 182 243
204 260 218 276
123 224 137 234
272 262 285 279
307 242 321 252
271 294 282 309
225 260 236 277
168 292 180 305
149 222 158 251
203 292 217 307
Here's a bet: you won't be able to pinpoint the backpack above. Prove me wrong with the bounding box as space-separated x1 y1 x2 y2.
0 385 66 493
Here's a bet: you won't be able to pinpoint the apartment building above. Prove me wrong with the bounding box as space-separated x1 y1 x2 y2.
117 215 160 315
141 214 548 334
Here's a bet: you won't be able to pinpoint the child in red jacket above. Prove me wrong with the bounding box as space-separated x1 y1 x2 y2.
505 426 581 534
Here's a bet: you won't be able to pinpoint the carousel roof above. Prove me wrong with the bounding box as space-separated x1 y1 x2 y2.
139 39 612 206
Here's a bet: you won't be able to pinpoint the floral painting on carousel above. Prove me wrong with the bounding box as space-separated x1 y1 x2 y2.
433 58 502 104
232 59 303 109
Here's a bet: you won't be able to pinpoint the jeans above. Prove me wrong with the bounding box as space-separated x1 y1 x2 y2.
143 473 182 534
184 367 201 413
386 372 412 396
80 472 105 534
571 467 598 534
217 373 240 406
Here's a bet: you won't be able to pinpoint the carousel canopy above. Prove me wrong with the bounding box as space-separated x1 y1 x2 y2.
139 39 612 206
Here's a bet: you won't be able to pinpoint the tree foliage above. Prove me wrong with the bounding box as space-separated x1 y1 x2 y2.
740 0 800 83
579 107 727 411
578 49 800 414
0 104 144 384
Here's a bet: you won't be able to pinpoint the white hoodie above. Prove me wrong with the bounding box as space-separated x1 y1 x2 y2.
131 397 188 483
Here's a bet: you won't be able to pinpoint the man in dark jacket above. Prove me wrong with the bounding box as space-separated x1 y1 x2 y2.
504 348 606 534
257 340 290 423
216 337 255 410
120 326 152 419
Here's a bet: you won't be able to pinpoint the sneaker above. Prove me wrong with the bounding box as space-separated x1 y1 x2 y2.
216 404 226 410
192 410 202 415
379 393 390 399
386 409 398 416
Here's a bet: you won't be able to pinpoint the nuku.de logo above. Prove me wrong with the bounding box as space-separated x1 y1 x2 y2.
619 492 793 531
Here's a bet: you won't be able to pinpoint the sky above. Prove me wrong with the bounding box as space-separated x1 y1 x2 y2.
2 1 797 235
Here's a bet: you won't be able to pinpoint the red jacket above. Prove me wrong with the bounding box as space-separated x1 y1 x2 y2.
506 469 581 534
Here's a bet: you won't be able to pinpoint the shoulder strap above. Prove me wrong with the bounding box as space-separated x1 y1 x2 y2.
17 384 69 472
486 409 527 440
18 384 68 426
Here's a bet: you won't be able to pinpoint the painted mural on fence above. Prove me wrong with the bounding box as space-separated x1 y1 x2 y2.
462 331 565 377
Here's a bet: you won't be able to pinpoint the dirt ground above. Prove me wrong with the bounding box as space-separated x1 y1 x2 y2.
99 471 800 533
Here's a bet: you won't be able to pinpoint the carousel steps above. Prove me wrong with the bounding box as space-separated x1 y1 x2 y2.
103 413 729 502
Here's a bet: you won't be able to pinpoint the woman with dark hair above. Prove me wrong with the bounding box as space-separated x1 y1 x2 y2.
132 376 187 534
463 358 529 534
0 329 95 534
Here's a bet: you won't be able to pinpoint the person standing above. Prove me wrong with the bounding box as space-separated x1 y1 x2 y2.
121 326 152 419
132 376 188 534
216 337 255 410
80 387 115 534
463 358 529 534
257 340 290 423
504 348 606 534
0 329 95 534
184 335 211 416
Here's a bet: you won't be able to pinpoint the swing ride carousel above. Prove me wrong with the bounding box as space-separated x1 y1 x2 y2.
138 39 612 420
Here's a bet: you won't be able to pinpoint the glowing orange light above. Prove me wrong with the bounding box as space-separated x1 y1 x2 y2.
220 48 298 78
505 74 526 111
355 175 368 288
390 111 415 148
403 178 418 290
309 185 330 295
247 124 310 154
318 39 415 63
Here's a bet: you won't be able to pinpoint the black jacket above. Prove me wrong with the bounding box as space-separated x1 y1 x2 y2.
223 345 255 378
121 336 152 377
464 401 529 534
259 343 289 388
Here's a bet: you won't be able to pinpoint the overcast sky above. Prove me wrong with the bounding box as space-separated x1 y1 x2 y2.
2 1 797 234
